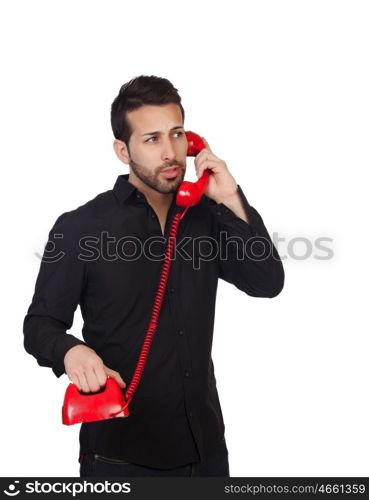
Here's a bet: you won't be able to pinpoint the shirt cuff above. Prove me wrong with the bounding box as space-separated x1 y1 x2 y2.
206 184 264 236
52 335 87 378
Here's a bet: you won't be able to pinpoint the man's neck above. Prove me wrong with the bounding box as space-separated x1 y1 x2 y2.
127 173 174 214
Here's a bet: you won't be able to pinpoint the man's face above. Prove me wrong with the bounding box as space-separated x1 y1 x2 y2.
125 103 187 194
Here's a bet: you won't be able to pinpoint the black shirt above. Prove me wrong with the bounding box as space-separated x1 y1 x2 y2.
23 173 284 469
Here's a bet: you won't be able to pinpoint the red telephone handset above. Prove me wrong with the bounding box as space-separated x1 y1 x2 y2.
62 131 210 425
176 131 210 208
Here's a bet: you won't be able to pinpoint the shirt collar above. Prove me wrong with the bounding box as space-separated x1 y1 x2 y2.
112 174 183 212
112 173 205 213
112 174 138 206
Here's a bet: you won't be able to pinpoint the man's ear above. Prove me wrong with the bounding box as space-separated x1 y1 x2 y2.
113 139 130 164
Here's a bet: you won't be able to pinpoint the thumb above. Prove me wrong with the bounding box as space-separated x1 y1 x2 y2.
104 367 126 388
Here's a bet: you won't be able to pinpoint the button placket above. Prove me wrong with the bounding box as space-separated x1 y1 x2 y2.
164 272 200 452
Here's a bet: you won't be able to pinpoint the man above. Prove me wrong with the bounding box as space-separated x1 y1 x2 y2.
23 75 284 477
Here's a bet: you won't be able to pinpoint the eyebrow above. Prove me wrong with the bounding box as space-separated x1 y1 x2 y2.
142 126 184 137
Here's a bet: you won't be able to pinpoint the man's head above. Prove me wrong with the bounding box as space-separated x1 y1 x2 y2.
111 75 187 195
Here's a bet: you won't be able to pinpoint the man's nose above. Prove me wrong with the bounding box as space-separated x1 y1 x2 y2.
161 137 176 161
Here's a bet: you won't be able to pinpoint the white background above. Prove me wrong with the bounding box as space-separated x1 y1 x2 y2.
1 0 368 478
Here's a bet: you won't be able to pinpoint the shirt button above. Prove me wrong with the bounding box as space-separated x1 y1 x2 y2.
184 371 190 377
189 411 193 417
151 214 156 218
217 211 222 216
178 330 184 336
170 287 175 293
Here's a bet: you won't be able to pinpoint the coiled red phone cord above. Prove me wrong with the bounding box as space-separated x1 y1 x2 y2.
110 204 190 414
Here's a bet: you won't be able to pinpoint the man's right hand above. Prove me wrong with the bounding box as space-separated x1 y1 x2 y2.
64 344 126 393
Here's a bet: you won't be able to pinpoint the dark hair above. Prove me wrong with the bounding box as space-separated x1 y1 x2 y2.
111 75 185 151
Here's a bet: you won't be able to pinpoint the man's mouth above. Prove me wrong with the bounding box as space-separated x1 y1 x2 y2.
160 166 180 179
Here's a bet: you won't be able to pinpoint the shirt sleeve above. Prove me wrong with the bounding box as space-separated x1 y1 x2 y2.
23 212 88 378
207 184 285 298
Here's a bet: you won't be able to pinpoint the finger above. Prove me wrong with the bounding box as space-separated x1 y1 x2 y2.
86 370 102 393
104 367 126 388
69 373 82 392
196 160 222 178
196 148 213 159
94 365 108 388
78 371 91 393
196 165 213 179
112 370 127 388
195 151 219 168
196 155 222 171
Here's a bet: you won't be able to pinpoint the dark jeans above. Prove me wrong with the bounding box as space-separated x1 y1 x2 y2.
79 437 230 477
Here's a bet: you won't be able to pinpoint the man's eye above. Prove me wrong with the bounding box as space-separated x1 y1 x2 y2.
145 132 183 143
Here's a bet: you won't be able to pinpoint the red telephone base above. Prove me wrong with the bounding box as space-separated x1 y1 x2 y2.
62 377 130 425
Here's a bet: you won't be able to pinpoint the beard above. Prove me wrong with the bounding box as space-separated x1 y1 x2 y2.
129 158 186 194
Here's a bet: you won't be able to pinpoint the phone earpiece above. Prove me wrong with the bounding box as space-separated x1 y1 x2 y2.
175 131 210 208
185 131 206 157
